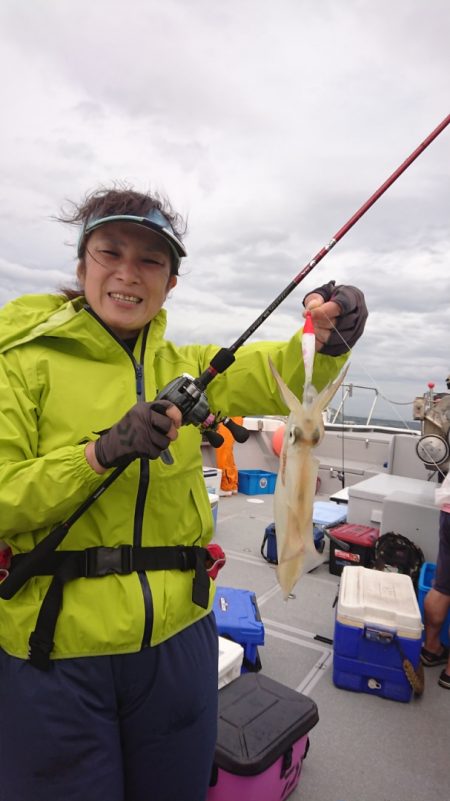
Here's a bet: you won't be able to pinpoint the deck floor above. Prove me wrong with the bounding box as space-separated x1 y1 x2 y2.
212 491 448 801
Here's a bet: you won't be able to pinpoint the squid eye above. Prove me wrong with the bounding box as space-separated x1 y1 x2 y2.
288 426 301 443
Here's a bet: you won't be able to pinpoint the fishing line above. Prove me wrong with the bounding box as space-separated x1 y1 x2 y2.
316 309 447 477
3 117 448 602
227 113 450 356
315 309 417 428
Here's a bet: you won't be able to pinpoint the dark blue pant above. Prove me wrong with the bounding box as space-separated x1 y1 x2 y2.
0 614 218 801
435 510 450 595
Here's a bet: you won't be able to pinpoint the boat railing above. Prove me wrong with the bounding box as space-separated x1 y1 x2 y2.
328 383 419 435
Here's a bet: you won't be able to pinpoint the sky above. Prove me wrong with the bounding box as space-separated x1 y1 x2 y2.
0 0 449 422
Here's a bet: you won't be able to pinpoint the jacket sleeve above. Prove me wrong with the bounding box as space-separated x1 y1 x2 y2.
0 351 104 539
202 329 349 417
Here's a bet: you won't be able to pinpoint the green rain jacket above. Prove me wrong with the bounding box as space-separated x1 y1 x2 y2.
0 294 348 660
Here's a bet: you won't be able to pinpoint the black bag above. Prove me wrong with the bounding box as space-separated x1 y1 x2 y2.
373 531 424 587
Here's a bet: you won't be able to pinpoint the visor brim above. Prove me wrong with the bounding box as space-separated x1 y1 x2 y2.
78 213 187 260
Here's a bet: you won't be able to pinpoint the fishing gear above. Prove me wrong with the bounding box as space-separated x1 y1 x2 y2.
158 113 450 436
155 354 249 449
1 114 448 602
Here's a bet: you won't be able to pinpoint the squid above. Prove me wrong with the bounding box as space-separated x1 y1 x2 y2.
269 357 348 599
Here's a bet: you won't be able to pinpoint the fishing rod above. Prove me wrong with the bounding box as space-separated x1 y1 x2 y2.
158 113 450 426
1 113 448 600
213 113 450 357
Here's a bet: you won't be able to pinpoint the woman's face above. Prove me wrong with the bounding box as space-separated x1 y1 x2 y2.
78 221 177 339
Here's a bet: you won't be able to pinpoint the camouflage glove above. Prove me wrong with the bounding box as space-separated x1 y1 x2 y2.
303 280 368 356
95 400 175 468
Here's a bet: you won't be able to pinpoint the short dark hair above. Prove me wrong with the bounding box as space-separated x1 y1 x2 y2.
57 183 186 299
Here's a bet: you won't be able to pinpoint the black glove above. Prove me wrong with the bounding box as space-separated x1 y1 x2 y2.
303 280 368 356
95 400 175 468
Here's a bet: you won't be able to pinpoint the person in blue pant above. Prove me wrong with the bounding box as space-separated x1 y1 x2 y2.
0 184 368 801
421 470 450 688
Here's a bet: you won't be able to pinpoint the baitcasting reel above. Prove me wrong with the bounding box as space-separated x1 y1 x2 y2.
157 372 249 450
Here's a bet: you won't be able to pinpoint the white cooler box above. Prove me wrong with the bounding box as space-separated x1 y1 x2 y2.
347 474 436 527
209 493 219 531
203 467 223 496
218 636 244 689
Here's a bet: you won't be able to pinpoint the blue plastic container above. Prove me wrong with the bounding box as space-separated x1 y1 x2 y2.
238 470 277 495
213 586 265 670
417 562 450 646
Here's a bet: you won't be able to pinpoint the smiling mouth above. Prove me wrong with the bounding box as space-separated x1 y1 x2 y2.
108 292 142 304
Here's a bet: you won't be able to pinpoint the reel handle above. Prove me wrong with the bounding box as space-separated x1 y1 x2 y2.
204 429 225 448
223 417 250 444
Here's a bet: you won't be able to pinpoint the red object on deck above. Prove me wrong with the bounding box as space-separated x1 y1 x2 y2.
272 424 286 457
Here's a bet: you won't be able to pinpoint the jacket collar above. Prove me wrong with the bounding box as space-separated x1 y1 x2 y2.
0 293 168 356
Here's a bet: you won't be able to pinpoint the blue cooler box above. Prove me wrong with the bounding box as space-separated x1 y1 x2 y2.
261 523 278 564
313 501 347 529
213 586 265 671
261 521 325 565
418 562 450 646
313 502 347 556
333 566 423 703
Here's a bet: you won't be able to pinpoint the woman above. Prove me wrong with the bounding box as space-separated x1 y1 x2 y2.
0 186 367 801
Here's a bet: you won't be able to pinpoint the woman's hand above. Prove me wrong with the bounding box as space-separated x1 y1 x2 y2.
303 294 342 352
85 401 182 474
303 281 368 355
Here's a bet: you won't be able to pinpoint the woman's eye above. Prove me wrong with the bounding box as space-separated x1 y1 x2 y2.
100 249 119 257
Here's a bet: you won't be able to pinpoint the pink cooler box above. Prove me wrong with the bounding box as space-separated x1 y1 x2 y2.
208 673 318 801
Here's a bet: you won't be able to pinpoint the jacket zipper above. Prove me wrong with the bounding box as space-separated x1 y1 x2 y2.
85 308 154 647
133 329 154 648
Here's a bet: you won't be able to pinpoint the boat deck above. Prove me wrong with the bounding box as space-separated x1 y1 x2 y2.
212 490 448 801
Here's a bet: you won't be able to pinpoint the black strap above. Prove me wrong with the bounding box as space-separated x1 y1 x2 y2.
11 544 205 577
11 545 210 672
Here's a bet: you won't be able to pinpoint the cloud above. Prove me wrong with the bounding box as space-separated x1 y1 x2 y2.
0 258 73 306
0 0 449 421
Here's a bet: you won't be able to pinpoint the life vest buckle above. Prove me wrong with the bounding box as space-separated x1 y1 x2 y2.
84 545 133 577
